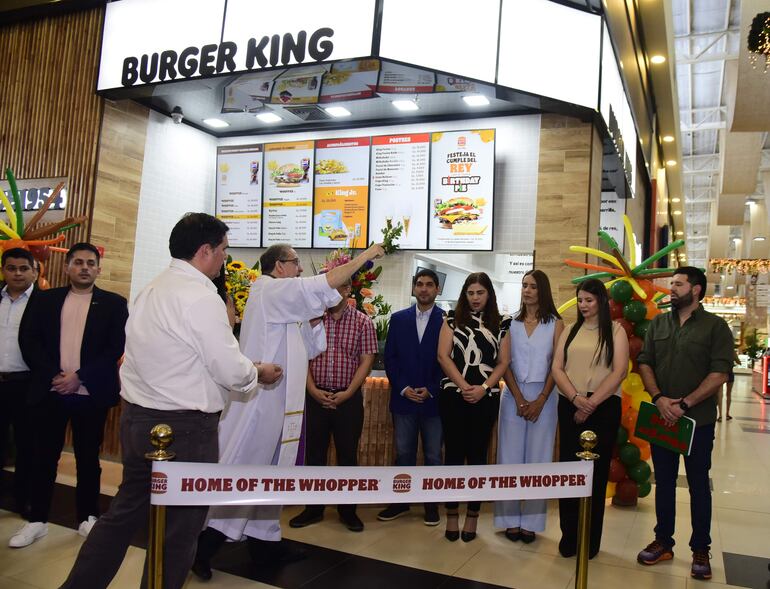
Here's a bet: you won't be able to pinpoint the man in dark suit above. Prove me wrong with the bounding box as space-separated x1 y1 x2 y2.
9 243 128 548
378 269 444 525
0 247 39 519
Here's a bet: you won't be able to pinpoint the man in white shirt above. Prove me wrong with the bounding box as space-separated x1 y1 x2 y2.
58 213 282 589
194 241 384 581
0 248 37 519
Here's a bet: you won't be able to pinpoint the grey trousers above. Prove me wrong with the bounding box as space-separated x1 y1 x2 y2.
59 401 220 589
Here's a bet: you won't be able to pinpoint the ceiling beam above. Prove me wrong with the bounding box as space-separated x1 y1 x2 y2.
677 52 738 64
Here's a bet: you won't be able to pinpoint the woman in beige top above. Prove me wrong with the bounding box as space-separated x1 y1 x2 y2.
551 278 629 560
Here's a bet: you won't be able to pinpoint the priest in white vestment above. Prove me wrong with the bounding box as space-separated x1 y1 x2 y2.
194 242 384 580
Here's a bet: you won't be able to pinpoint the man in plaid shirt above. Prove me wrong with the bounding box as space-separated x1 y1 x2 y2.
289 279 377 532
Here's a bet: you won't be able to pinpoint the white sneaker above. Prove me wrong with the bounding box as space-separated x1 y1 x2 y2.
78 516 98 538
9 522 48 548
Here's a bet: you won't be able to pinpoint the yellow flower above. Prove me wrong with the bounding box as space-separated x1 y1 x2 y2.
228 260 246 271
234 291 248 301
248 269 260 281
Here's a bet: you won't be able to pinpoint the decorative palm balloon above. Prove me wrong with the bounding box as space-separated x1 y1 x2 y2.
1 167 88 288
560 214 685 506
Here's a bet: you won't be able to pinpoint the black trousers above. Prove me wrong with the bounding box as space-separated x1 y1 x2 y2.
59 401 220 589
557 394 621 556
440 390 499 512
304 388 363 516
0 377 32 513
29 394 109 524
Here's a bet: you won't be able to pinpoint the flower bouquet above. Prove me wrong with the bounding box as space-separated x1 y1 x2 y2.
225 257 261 319
321 249 391 320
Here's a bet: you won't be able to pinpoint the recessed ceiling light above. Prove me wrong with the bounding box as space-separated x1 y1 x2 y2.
673 210 682 215
462 94 490 107
650 55 666 64
256 112 281 123
203 118 229 128
663 135 675 143
732 237 741 242
746 198 757 205
392 100 419 111
753 236 766 241
671 197 681 203
666 160 677 166
324 106 352 118
676 231 684 236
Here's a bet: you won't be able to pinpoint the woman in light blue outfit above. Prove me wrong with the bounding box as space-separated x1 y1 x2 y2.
494 269 563 543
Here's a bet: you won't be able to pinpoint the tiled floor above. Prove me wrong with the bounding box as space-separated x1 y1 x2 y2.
1 375 768 588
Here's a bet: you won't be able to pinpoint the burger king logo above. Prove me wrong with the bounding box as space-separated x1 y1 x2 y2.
457 136 466 148
151 471 168 494
392 473 411 493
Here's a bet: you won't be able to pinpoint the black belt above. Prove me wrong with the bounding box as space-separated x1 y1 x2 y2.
0 371 31 382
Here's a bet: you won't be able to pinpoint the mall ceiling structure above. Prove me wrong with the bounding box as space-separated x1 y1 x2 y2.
671 0 770 293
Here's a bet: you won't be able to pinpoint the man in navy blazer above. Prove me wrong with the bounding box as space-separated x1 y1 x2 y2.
378 269 444 526
10 243 128 549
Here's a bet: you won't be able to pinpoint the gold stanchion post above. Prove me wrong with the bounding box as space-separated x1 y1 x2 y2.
575 430 599 589
145 424 175 589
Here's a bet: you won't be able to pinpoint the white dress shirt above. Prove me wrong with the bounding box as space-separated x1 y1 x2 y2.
0 284 33 373
415 304 435 343
120 259 258 413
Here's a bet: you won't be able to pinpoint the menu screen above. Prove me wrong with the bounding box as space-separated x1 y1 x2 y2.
215 144 263 247
369 133 430 250
429 129 495 251
313 137 371 249
263 140 314 247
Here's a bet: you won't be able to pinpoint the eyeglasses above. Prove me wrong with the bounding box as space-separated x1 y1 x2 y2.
279 258 300 265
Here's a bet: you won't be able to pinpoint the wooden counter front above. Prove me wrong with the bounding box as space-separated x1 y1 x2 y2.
92 376 499 465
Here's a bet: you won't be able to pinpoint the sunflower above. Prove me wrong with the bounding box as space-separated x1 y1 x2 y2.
228 260 246 271
234 291 248 301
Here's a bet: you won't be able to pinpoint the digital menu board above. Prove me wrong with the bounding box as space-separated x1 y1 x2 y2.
369 133 430 250
262 140 314 247
215 144 263 247
429 129 495 251
313 137 371 249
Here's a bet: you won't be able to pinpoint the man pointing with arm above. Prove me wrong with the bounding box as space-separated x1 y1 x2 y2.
194 241 385 580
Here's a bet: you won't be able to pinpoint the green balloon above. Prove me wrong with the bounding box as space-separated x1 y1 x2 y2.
619 442 641 466
634 319 651 339
638 481 652 498
623 300 647 323
610 281 633 303
617 426 629 446
627 461 652 483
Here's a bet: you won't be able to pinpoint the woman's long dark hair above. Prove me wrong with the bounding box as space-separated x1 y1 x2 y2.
454 272 502 335
515 269 561 323
563 279 614 367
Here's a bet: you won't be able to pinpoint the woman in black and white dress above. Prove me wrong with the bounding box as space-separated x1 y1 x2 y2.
437 272 511 543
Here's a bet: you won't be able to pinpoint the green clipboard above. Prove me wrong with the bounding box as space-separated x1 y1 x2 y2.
634 401 696 456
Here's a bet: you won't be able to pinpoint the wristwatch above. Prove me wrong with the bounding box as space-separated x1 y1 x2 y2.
679 398 690 411
482 383 491 396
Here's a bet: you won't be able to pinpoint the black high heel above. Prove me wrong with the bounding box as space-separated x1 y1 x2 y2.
445 510 459 542
461 511 479 543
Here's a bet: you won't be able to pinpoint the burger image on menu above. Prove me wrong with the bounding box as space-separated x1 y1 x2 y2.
434 197 482 228
270 162 305 187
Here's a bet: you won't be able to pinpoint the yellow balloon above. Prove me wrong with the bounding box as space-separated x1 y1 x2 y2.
606 481 617 499
0 191 17 232
557 297 577 315
0 219 20 240
623 215 638 267
569 245 624 270
625 275 647 299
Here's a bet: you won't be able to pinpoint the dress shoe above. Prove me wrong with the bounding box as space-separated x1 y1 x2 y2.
247 538 307 566
191 557 212 581
520 530 536 544
339 511 364 532
504 528 521 542
377 504 410 521
558 537 576 558
423 503 440 526
445 510 459 542
289 507 324 528
9 522 48 548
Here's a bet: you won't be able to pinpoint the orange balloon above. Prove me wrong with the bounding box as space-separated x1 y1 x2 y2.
1 239 28 251
621 392 632 414
645 299 661 319
622 408 639 432
639 443 651 461
37 277 50 290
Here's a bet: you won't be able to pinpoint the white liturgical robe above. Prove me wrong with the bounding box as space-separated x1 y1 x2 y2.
207 274 341 541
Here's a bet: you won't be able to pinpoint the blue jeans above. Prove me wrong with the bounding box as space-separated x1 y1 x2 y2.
393 412 443 468
651 423 715 551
